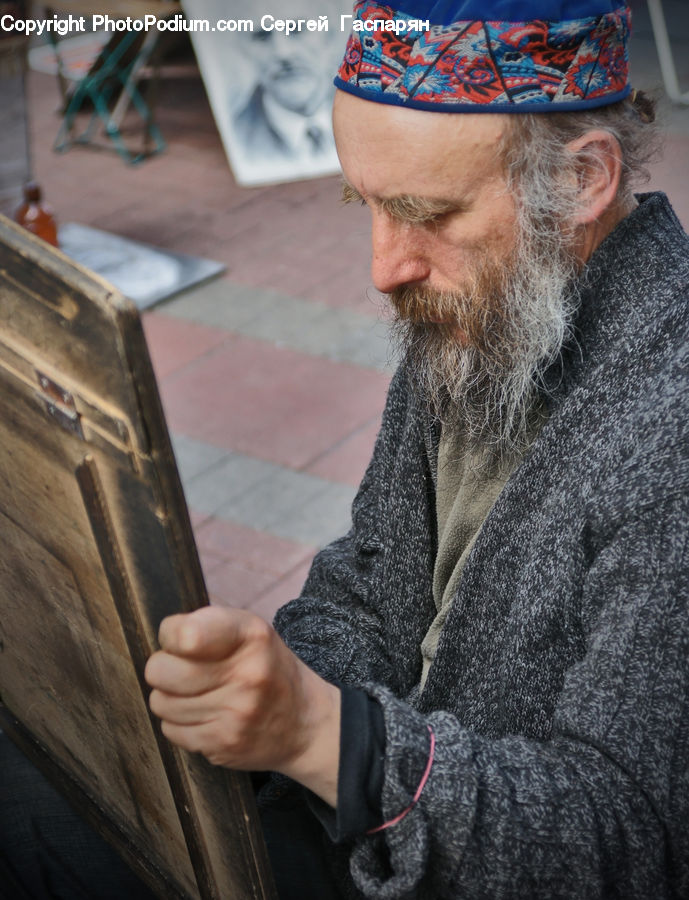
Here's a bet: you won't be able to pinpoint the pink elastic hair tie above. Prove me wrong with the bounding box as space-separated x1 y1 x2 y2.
367 725 435 834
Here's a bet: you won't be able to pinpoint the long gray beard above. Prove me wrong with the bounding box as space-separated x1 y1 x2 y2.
390 229 581 459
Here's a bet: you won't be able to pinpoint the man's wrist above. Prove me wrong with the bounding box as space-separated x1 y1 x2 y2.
279 665 341 808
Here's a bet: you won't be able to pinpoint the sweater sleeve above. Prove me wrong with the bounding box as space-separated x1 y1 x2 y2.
273 365 436 693
348 492 689 900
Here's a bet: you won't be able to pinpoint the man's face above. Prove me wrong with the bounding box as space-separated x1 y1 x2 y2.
333 90 578 453
333 90 518 311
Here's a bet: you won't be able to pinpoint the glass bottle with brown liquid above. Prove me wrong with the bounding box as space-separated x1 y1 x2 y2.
14 182 59 247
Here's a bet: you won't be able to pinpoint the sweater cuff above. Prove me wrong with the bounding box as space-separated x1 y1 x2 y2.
307 685 386 842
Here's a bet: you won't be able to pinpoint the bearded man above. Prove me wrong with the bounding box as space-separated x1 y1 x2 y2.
144 2 689 896
3 1 688 899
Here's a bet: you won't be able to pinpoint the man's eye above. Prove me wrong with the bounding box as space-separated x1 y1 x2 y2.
415 207 458 227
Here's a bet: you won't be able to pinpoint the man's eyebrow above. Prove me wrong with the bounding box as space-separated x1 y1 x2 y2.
340 179 462 224
380 194 461 224
341 179 364 205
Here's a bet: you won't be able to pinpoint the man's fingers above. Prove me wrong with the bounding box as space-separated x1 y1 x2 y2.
157 606 249 661
158 719 250 770
149 686 222 725
144 651 225 696
145 607 278 696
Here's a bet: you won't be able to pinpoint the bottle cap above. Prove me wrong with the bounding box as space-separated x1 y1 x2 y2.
23 182 42 203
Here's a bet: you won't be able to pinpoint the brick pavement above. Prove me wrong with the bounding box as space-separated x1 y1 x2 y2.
24 5 689 621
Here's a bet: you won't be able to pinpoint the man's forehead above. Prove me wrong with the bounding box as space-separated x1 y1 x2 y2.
333 87 507 138
333 89 507 195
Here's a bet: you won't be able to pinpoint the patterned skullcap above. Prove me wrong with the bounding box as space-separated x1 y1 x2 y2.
335 0 631 111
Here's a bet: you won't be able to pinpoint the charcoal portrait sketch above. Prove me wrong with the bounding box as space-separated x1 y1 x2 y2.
183 0 348 185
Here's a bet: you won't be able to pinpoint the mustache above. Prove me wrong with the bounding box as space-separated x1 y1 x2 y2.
389 283 505 351
389 285 458 324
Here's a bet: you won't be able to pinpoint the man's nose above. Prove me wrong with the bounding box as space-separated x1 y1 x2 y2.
370 213 430 295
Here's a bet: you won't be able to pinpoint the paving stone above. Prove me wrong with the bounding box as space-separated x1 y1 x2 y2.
170 433 229 483
182 452 278 517
142 314 229 379
214 465 329 532
189 508 212 530
177 437 355 546
216 466 355 548
248 558 315 624
197 549 225 577
204 559 278 610
648 134 689 230
162 279 272 330
193 516 315 576
305 419 382 487
158 335 391 471
276 483 355 547
161 282 392 371
301 262 382 316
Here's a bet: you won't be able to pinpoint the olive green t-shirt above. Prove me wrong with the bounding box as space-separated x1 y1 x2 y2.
420 408 547 689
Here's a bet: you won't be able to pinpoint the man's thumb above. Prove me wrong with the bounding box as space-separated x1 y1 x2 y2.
157 606 247 660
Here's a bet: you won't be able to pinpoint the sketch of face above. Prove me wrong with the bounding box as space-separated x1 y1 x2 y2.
249 25 328 116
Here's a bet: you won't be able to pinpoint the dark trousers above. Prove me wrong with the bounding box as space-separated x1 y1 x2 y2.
0 732 342 900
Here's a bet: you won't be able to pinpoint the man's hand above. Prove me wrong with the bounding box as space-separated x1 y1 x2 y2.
144 606 341 807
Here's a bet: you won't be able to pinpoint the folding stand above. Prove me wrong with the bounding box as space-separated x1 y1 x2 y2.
45 0 181 163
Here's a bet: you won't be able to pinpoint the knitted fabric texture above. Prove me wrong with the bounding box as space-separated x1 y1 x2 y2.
335 0 631 111
272 194 689 898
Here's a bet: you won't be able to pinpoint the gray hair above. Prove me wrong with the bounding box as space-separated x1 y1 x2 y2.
501 92 661 223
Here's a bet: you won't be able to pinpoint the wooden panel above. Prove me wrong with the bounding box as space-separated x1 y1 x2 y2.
0 215 276 900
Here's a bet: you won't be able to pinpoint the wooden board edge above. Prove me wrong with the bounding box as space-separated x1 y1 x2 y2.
0 214 134 319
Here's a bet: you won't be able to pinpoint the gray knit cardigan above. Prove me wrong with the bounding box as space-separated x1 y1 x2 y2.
273 194 689 899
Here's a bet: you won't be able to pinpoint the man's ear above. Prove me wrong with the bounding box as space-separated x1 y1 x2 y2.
566 129 624 226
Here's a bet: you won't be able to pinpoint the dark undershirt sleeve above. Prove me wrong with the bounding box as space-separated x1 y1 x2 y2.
306 685 386 842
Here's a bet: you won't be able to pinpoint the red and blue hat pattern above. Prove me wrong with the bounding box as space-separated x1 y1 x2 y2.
335 1 631 111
